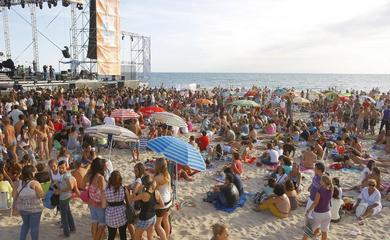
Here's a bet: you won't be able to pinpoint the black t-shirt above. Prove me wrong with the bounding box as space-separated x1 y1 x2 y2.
283 143 296 156
232 174 244 196
221 183 239 208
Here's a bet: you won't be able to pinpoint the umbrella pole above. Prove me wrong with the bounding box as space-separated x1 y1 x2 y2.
109 138 113 161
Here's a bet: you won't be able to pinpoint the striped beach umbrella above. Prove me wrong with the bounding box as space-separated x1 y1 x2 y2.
85 124 139 160
147 136 206 171
151 112 187 128
111 109 139 120
85 125 139 142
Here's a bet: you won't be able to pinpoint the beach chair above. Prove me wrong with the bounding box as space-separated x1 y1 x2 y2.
0 192 12 216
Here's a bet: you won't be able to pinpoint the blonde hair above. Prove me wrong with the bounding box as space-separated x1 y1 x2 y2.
211 223 227 240
155 158 170 183
321 175 333 191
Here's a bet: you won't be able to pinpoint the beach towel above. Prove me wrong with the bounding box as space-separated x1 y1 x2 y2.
213 194 247 213
244 157 257 164
341 168 361 173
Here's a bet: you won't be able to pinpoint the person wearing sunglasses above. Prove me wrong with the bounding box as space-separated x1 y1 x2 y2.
352 179 382 224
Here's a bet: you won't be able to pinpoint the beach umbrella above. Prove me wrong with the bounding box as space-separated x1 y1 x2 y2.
231 99 260 108
244 90 257 97
339 96 349 102
151 112 187 128
307 90 324 100
340 92 352 97
147 136 206 171
111 109 139 120
274 88 287 96
293 97 311 104
196 98 213 105
140 106 166 117
325 92 339 101
85 125 139 160
359 95 376 103
284 91 299 98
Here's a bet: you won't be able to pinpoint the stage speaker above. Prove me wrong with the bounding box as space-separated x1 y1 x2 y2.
62 47 71 58
111 75 116 81
62 0 70 7
121 76 125 80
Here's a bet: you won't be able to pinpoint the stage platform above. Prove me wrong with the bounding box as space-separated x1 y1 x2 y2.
0 78 140 92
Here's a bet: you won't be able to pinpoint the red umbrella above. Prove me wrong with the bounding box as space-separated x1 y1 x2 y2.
111 109 139 120
244 90 257 97
339 96 349 102
140 106 166 117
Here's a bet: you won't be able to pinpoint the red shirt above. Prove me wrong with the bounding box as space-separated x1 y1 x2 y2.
196 135 209 151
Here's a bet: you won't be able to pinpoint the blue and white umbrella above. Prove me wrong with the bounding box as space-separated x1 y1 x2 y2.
147 136 206 171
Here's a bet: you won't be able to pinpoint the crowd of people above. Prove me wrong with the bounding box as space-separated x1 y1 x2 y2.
0 85 389 240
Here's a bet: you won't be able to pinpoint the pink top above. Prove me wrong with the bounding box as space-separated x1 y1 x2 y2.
232 160 243 175
88 184 102 208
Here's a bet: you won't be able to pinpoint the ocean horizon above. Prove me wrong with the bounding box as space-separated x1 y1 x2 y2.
149 72 390 91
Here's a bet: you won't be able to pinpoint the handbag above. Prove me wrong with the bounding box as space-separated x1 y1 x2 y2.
124 187 137 224
80 188 90 203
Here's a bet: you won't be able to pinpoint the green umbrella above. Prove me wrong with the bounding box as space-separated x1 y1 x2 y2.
325 92 339 101
340 92 352 97
231 100 260 107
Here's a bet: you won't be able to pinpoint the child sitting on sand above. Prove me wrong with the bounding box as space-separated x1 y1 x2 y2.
330 186 344 223
254 178 276 204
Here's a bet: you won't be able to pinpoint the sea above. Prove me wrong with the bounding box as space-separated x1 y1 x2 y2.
149 73 390 91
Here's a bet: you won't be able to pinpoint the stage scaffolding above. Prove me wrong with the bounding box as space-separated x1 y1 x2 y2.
0 0 151 82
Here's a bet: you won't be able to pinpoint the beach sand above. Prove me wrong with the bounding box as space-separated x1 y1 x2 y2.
0 135 389 240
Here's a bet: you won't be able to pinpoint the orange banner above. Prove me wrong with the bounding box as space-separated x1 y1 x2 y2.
96 0 121 76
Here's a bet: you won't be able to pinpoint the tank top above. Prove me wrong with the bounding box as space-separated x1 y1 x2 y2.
157 183 172 209
59 172 73 201
88 176 103 208
16 181 43 213
139 191 156 221
51 170 63 183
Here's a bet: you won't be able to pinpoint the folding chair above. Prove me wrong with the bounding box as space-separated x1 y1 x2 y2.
0 192 12 216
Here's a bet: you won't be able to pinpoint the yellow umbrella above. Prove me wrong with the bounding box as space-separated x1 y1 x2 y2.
293 97 311 104
196 98 213 105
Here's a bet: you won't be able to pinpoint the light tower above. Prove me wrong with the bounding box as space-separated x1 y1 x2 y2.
30 4 39 70
1 7 12 59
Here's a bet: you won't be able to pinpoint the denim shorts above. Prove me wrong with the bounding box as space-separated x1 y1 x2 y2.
89 206 106 225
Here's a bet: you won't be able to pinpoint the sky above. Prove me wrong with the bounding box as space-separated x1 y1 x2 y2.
1 0 390 73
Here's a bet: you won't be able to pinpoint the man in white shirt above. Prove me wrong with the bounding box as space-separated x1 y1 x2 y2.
259 142 279 165
8 105 24 125
103 111 115 125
